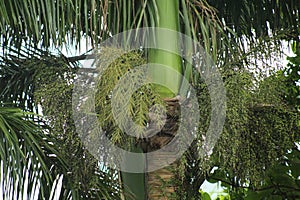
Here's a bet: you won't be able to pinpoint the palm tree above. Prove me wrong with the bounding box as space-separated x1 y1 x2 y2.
0 0 299 199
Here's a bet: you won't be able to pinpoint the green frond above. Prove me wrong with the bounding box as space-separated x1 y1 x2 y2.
0 107 60 199
0 45 76 112
207 0 300 39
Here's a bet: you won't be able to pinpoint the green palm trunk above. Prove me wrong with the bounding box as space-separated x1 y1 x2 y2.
148 0 182 98
121 1 183 199
146 0 183 199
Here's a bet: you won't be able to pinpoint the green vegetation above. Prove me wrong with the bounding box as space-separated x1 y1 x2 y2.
0 0 299 199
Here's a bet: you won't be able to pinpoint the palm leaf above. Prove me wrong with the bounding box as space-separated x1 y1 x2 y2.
0 45 76 112
207 0 300 39
0 106 62 199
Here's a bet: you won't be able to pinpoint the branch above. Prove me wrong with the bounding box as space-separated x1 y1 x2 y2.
66 54 96 63
209 177 249 189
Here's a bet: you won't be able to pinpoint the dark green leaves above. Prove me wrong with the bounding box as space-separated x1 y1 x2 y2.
0 107 57 199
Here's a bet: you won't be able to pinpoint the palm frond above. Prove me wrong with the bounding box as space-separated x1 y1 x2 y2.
0 45 76 112
0 0 157 50
1 0 298 56
0 0 109 49
0 106 62 199
207 0 300 39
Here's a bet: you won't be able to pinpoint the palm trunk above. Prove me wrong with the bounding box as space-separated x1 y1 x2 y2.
145 0 182 199
146 97 181 200
122 1 183 199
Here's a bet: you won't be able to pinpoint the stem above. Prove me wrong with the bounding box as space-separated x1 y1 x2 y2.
148 0 182 98
122 1 182 199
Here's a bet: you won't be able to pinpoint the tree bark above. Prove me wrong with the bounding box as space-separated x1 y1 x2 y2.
145 97 181 200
